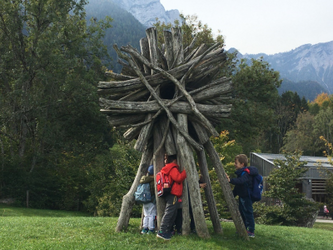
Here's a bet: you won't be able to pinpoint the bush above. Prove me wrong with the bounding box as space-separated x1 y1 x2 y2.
254 152 319 226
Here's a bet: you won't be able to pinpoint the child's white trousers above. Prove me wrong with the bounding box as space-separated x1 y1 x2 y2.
143 202 156 230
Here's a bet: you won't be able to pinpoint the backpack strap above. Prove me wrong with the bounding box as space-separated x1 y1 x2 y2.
241 168 251 198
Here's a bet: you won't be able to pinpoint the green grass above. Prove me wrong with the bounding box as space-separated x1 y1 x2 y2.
0 204 332 250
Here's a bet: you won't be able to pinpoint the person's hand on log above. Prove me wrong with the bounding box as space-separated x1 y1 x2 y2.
199 183 207 189
225 173 230 182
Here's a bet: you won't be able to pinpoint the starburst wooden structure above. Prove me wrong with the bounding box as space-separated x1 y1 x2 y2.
98 27 249 240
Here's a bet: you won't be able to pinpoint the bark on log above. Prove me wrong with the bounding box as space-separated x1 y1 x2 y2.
146 27 159 75
171 27 184 68
153 123 166 230
99 98 231 116
123 126 141 141
106 114 145 127
115 144 153 232
119 88 149 101
204 140 249 241
192 43 209 59
196 149 223 234
177 114 210 238
134 114 154 152
184 34 198 57
140 38 150 75
159 116 177 155
163 31 173 70
190 78 232 102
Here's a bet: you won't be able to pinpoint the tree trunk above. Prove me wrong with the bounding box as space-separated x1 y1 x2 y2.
115 145 153 232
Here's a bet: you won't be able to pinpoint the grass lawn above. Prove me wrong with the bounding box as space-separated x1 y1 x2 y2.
1 204 332 250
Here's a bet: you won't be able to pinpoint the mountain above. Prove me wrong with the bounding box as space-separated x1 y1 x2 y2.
278 79 326 101
85 0 147 72
235 41 333 100
112 0 180 27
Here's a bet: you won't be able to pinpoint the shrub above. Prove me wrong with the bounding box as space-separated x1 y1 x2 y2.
255 152 319 226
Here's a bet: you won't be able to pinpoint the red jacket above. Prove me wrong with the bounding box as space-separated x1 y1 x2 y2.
161 162 187 197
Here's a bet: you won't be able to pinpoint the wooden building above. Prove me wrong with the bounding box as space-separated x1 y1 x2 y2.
250 153 333 203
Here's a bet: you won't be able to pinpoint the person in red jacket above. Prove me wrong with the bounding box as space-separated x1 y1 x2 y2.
157 154 186 240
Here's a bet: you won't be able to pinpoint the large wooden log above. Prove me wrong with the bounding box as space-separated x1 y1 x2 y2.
146 27 159 75
106 114 145 127
190 78 232 102
163 31 173 70
123 126 141 141
134 114 154 152
159 116 177 155
99 98 231 116
153 123 166 230
184 34 198 57
204 140 249 240
115 144 153 232
118 88 149 101
196 149 223 234
172 27 184 68
177 114 210 238
140 37 150 75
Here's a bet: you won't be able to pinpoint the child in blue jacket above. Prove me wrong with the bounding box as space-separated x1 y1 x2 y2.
226 154 256 238
140 165 156 234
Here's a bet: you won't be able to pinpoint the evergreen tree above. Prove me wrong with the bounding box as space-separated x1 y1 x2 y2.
0 0 113 209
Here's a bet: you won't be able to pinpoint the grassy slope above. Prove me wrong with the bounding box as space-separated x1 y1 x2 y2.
1 204 332 250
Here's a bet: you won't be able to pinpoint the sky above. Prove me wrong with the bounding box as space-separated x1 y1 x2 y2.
159 0 333 55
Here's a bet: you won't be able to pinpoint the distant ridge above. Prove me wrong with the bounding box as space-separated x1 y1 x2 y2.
233 41 333 100
109 0 180 27
85 0 146 72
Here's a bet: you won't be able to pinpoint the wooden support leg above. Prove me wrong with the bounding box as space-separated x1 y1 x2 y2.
196 149 223 234
204 140 249 240
153 121 166 230
115 144 153 232
177 114 210 239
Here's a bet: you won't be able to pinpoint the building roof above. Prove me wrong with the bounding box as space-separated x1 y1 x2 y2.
252 153 333 169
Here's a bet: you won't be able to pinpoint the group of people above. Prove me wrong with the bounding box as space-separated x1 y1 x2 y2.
139 154 187 240
139 153 257 240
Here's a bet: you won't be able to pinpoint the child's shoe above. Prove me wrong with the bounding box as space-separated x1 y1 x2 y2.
156 231 171 240
140 228 149 234
147 229 155 234
247 231 255 238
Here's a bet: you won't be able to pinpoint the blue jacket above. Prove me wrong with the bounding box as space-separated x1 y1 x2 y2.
230 167 258 198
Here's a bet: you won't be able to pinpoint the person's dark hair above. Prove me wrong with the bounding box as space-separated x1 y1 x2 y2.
235 154 248 166
167 154 177 163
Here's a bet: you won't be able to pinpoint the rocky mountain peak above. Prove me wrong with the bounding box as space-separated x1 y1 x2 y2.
238 41 333 94
116 0 180 27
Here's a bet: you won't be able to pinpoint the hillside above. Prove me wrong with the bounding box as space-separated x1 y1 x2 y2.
85 0 147 72
237 41 333 97
278 79 326 101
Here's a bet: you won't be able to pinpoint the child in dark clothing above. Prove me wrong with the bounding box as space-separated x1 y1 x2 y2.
140 165 156 234
226 154 256 238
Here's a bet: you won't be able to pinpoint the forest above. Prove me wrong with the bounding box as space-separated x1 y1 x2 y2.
0 0 332 217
